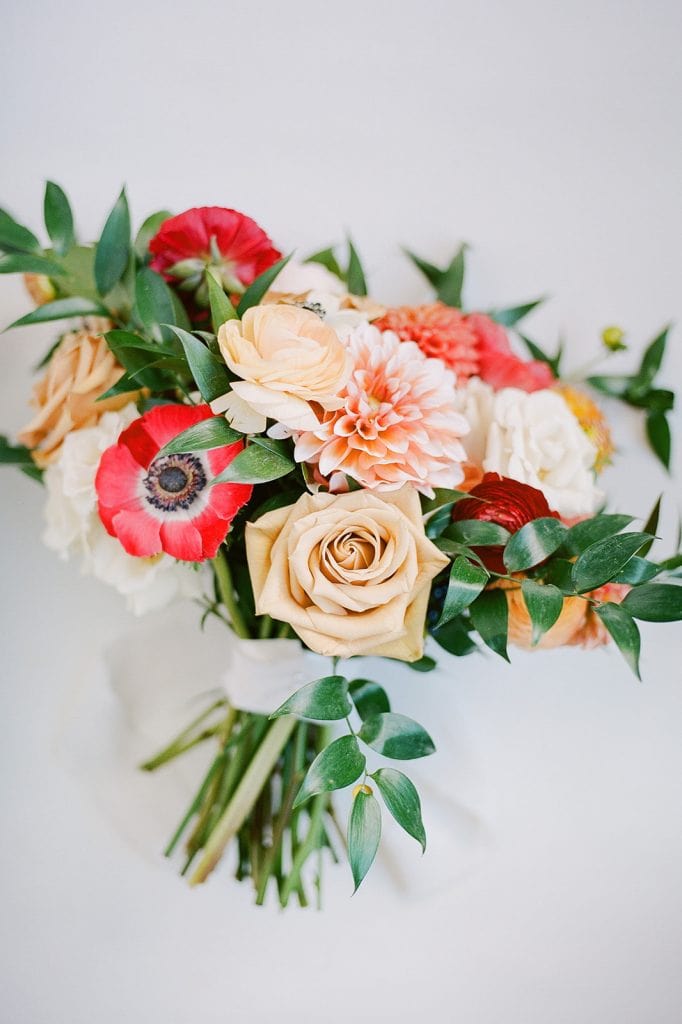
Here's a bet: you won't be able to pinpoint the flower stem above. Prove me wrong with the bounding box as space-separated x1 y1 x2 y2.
212 548 250 639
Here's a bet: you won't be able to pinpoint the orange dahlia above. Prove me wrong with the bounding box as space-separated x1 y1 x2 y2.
373 302 479 383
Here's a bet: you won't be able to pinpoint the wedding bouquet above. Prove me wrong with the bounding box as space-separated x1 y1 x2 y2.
2 186 681 907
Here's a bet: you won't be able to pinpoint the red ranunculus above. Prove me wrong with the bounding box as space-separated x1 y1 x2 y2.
149 207 281 293
452 471 560 573
466 313 554 392
95 404 252 562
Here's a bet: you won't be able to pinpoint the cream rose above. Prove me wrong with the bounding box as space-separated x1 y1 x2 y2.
213 304 351 433
245 486 448 661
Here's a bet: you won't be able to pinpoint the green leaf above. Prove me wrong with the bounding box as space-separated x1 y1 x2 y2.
437 556 489 627
587 374 631 398
488 297 545 327
404 249 443 289
134 209 172 262
346 238 367 296
53 244 98 301
469 589 509 661
503 518 566 572
94 188 131 296
293 735 365 808
271 675 352 721
358 712 435 760
521 580 564 645
437 245 466 307
636 326 669 388
403 655 437 672
348 789 381 892
372 767 426 852
613 557 661 585
621 583 682 622
646 411 671 470
135 266 177 342
165 325 230 403
639 496 662 557
560 514 635 556
206 271 237 332
0 253 64 276
0 435 35 465
349 679 390 721
595 603 641 679
236 254 292 316
0 208 40 253
432 615 477 656
305 246 344 280
572 532 654 593
6 296 106 329
158 417 242 457
519 334 563 375
105 329 177 359
43 182 75 255
421 487 472 515
445 519 510 547
210 439 294 485
539 557 577 594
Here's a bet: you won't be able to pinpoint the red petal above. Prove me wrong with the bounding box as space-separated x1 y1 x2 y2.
111 509 162 556
190 507 232 559
160 520 204 561
140 403 212 450
95 443 144 508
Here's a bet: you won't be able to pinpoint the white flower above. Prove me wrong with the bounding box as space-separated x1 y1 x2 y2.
43 404 205 615
454 380 601 518
270 259 346 296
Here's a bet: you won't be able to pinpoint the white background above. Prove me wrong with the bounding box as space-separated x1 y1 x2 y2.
1 1 681 1022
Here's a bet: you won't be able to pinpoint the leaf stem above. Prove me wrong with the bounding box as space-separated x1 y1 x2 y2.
212 547 250 638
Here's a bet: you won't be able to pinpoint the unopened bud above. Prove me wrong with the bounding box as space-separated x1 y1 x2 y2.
601 325 627 352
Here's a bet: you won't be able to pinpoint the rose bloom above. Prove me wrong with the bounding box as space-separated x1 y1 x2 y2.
214 304 351 433
246 486 449 660
453 379 601 518
452 472 560 574
294 324 470 497
18 319 133 467
149 207 281 293
96 404 252 561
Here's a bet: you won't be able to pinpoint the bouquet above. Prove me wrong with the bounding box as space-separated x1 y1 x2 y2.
2 185 681 907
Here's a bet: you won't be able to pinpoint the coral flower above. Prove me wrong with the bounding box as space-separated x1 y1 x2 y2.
95 404 252 561
466 313 554 392
149 207 281 293
294 324 470 497
451 472 560 574
374 303 479 383
554 383 614 473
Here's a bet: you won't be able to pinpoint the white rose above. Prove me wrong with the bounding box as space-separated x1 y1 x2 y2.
43 404 205 615
454 381 601 518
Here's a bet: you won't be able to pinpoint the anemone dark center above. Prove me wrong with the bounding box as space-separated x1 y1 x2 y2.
144 454 207 512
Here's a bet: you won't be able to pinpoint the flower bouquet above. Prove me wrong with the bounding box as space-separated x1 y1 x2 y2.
2 186 681 907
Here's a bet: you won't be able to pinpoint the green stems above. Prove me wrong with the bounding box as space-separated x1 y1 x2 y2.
212 548 250 639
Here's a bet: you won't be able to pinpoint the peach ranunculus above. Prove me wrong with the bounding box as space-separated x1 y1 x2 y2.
245 485 449 661
18 318 133 467
213 305 351 433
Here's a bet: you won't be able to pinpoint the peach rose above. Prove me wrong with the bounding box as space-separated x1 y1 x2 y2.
213 304 351 433
18 319 133 467
245 486 448 661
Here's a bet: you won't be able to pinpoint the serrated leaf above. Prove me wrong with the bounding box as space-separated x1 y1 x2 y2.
595 603 641 679
346 238 367 296
293 735 365 808
94 188 130 296
646 411 671 470
469 589 509 661
6 296 106 329
621 583 682 622
210 439 293 485
372 767 426 852
134 209 172 262
358 713 435 760
0 208 40 253
488 297 545 327
206 271 237 332
348 790 381 892
0 253 64 276
236 254 292 316
503 518 566 572
165 325 230 403
437 556 489 627
521 580 564 645
159 417 242 457
445 520 510 547
572 532 653 593
560 514 635 556
43 182 75 255
271 675 352 721
349 679 390 721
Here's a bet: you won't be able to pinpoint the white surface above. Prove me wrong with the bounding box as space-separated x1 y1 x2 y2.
1 1 682 1022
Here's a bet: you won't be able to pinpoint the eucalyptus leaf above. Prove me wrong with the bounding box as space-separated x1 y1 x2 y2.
595 603 641 679
358 713 435 760
293 735 365 808
572 532 653 593
94 188 131 296
43 182 75 255
503 518 566 572
372 767 426 852
271 675 352 721
348 789 381 892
